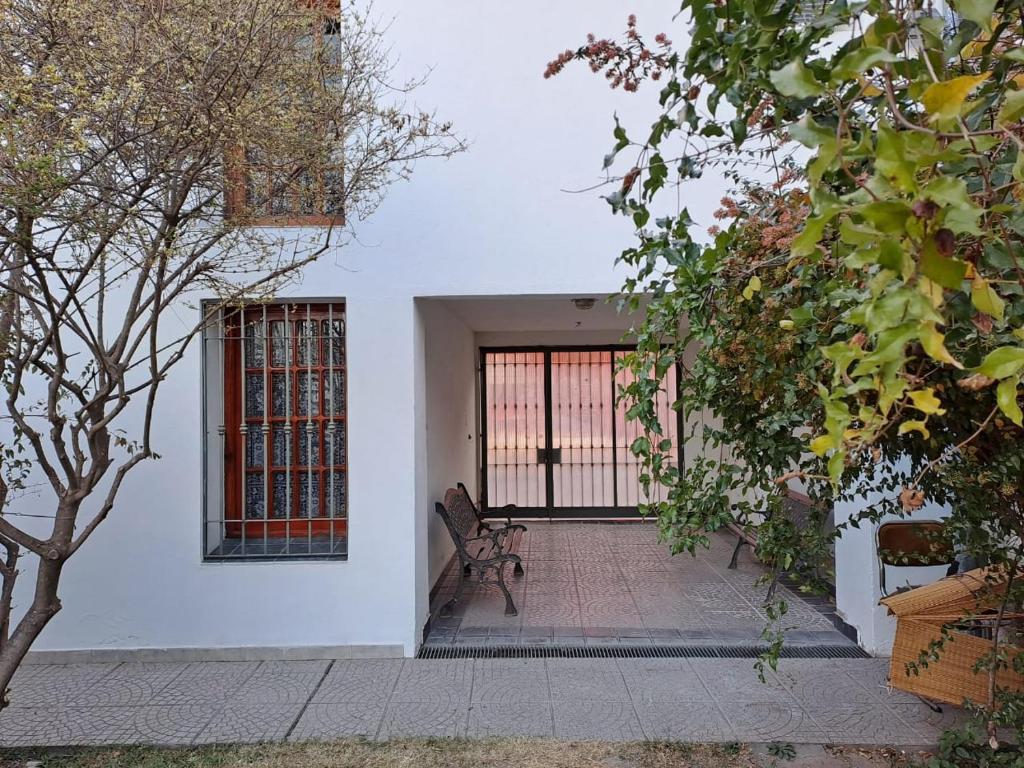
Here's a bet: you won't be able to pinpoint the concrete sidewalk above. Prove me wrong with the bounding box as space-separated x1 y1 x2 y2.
0 656 964 748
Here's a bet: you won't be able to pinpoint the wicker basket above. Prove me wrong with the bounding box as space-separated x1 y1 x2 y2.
881 568 1024 706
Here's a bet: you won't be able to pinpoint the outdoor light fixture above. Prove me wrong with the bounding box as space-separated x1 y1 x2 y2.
572 298 596 311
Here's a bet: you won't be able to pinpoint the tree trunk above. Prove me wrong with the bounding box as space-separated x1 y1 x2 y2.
0 556 63 710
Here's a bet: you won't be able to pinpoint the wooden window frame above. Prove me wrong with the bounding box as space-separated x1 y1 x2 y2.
223 5 345 228
222 302 347 543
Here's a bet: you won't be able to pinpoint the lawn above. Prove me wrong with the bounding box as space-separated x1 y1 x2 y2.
0 740 921 768
0 741 760 768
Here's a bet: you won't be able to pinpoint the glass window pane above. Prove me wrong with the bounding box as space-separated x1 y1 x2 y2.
272 424 289 467
321 319 344 365
245 474 265 519
245 374 264 417
296 320 319 365
298 471 321 518
245 428 264 468
272 471 289 519
245 163 269 213
298 422 321 466
325 169 343 216
271 372 288 417
326 424 345 466
328 474 346 518
244 322 264 367
270 320 289 367
297 372 320 417
323 370 345 416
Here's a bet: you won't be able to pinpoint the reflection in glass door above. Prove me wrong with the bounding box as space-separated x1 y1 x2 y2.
482 348 680 517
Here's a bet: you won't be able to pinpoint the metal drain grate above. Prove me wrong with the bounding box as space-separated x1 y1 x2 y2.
417 644 870 660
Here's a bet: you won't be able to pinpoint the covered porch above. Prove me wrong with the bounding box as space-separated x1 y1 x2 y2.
417 295 854 650
425 523 853 649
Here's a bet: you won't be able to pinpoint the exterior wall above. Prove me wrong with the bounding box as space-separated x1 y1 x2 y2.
420 302 478 594
834 459 953 656
14 0 695 658
13 1 908 661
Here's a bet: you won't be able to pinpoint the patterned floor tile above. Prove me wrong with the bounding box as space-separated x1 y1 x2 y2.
467 702 554 738
390 660 472 704
130 705 222 745
288 702 385 741
718 701 828 743
635 702 735 741
229 661 329 705
148 662 259 706
886 700 972 741
378 701 467 739
809 704 931 745
773 660 891 708
552 701 644 741
67 662 189 707
690 660 796 703
471 659 549 703
195 704 304 744
311 660 402 703
620 666 712 703
432 525 853 642
547 659 629 701
4 663 118 708
0 705 136 747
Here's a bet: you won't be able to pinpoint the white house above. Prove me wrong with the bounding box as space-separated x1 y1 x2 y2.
11 1 949 663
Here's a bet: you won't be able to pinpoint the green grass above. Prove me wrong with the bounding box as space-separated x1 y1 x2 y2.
0 740 762 768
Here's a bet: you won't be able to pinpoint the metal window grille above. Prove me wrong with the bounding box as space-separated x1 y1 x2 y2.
204 301 348 560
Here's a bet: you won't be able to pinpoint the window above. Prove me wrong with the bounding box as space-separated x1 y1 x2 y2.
204 302 347 560
223 7 344 226
226 147 344 226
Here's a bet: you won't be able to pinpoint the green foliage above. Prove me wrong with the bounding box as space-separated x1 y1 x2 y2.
554 0 1024 756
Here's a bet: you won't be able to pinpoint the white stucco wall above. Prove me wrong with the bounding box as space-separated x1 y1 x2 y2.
14 1 731 659
419 301 478 596
834 460 953 656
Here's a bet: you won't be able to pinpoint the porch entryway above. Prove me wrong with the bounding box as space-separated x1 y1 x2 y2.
425 523 855 649
481 348 679 517
420 296 855 652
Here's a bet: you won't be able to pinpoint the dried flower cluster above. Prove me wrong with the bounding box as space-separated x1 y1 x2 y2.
544 14 671 91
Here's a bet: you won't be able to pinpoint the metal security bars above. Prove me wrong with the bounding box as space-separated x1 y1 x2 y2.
204 302 347 560
481 347 681 518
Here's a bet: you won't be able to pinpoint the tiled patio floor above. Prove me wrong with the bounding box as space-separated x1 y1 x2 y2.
0 523 963 749
0 657 965 747
427 523 853 647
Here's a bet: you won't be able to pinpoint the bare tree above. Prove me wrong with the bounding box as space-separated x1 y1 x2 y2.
0 0 463 706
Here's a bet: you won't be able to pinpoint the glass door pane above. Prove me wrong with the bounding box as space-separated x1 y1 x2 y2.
484 352 546 508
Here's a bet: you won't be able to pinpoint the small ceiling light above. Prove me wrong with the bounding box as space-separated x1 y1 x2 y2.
572 298 596 311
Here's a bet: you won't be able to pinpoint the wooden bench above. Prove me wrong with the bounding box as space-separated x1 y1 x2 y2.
435 486 526 616
457 481 515 532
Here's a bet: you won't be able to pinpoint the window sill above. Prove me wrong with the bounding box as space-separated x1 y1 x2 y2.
232 214 345 229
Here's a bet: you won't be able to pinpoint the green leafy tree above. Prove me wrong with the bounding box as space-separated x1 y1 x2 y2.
550 1 1024 758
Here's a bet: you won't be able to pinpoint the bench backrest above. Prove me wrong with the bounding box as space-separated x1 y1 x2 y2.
435 487 478 546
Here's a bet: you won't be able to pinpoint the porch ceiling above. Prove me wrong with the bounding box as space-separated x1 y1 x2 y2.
434 295 643 333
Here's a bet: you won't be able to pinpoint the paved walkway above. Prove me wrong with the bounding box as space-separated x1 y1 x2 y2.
0 656 965 747
428 524 852 647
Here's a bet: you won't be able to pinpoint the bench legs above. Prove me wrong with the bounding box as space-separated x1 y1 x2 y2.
728 535 747 569
497 561 518 616
441 560 470 618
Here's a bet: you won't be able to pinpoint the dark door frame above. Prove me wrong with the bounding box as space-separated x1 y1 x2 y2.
478 344 684 519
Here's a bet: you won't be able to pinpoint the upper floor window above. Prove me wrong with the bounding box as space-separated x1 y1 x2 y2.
204 301 348 560
227 147 344 226
223 7 345 227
